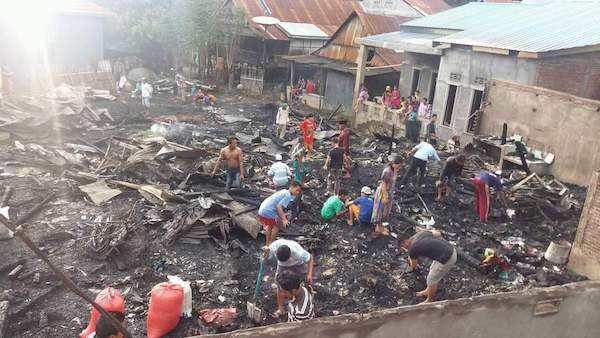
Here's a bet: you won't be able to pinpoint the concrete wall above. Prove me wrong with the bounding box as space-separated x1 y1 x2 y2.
432 47 539 141
536 52 600 101
478 80 600 186
195 281 600 338
361 0 422 17
570 171 600 279
324 70 355 118
398 52 441 100
355 101 406 135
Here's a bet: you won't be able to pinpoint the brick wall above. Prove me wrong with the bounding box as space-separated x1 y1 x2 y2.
536 52 600 101
569 171 600 279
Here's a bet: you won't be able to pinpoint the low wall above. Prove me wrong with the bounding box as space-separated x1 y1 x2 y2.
194 281 600 338
479 80 600 186
569 171 600 279
354 101 405 135
300 93 325 110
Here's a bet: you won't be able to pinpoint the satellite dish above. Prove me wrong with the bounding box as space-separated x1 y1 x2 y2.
252 16 280 26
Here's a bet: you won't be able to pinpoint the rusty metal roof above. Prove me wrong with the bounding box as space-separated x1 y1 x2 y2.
52 0 113 17
403 0 450 15
357 12 412 35
232 0 364 40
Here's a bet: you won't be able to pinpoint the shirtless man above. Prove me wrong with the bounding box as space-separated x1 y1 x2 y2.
212 136 245 189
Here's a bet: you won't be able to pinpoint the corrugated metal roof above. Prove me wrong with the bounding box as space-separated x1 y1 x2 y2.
232 0 364 40
401 2 540 31
52 0 113 17
277 22 329 39
357 12 412 36
435 1 600 53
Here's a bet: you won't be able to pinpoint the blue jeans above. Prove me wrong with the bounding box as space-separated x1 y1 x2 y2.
226 168 241 190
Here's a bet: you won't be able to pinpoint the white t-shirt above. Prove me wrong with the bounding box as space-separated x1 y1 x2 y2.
269 239 311 267
276 107 290 125
413 142 440 162
141 83 153 98
269 162 291 186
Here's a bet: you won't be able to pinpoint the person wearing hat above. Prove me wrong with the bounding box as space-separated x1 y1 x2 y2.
346 186 374 226
269 154 292 189
212 136 245 190
276 103 290 138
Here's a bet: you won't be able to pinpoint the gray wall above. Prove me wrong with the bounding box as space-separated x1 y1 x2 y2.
51 15 105 73
195 281 600 338
361 0 422 17
432 47 539 140
399 52 441 100
479 80 600 186
325 70 355 118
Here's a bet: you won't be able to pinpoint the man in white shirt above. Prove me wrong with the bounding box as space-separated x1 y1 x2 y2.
268 154 292 188
276 103 290 138
140 78 153 114
401 140 441 186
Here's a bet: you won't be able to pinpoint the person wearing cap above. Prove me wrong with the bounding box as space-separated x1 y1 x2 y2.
269 154 292 189
276 103 290 138
474 170 509 222
211 136 245 190
346 186 374 227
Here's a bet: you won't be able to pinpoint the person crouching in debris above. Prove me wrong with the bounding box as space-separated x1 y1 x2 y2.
323 140 348 195
398 229 457 303
400 139 441 187
86 311 126 338
321 189 349 222
211 136 245 190
258 182 302 246
436 154 466 201
276 269 315 322
268 154 292 189
276 103 290 138
474 170 509 222
192 88 204 104
347 186 374 226
299 115 317 159
265 238 314 319
372 156 404 236
140 78 153 115
204 94 217 107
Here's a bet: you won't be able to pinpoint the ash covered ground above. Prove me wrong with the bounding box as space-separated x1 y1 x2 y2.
0 90 586 337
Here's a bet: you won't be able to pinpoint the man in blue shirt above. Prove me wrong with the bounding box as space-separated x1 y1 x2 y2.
401 140 441 186
258 182 302 246
347 186 374 226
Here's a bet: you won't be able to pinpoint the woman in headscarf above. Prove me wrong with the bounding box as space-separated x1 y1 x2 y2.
371 156 404 235
390 86 401 109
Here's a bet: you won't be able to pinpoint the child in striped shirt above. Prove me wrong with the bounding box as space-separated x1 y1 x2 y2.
276 269 314 322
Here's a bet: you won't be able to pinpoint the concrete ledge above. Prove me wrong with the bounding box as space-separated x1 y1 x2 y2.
0 301 7 338
193 281 600 338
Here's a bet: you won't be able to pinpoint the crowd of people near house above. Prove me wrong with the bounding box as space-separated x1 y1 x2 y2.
203 106 512 324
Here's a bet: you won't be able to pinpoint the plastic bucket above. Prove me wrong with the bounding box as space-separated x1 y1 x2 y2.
544 240 572 265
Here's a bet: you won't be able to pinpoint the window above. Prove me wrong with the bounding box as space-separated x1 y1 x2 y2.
410 69 421 96
467 89 484 133
443 85 458 126
428 72 438 104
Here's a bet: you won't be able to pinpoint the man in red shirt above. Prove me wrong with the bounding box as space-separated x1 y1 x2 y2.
338 121 351 177
299 115 317 159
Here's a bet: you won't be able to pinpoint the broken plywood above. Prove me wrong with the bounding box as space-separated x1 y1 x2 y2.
79 180 123 205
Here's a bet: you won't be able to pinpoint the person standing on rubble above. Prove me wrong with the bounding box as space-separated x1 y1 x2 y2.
292 150 309 187
323 140 348 195
140 78 153 115
299 115 317 159
474 170 509 222
258 182 302 246
400 140 441 187
436 154 466 201
338 121 352 178
211 136 245 190
265 238 314 319
398 228 457 303
268 154 292 189
276 103 290 138
372 156 404 236
426 114 438 147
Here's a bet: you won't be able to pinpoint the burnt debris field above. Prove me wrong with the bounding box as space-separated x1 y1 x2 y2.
0 88 586 337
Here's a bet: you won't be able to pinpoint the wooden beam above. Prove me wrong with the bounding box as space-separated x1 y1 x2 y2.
351 44 369 127
517 51 538 59
472 46 510 55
